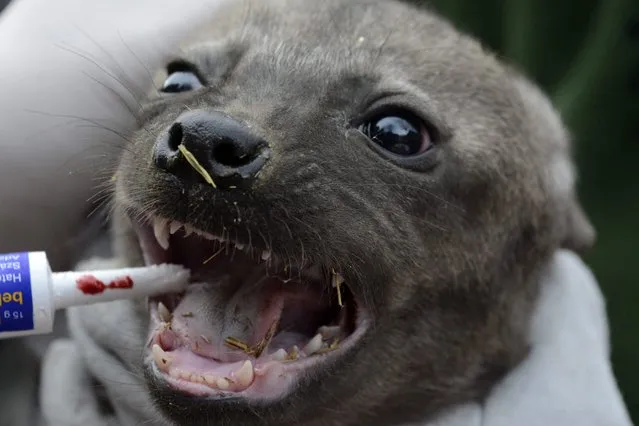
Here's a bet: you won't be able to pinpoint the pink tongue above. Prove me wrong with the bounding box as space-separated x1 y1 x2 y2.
169 280 284 362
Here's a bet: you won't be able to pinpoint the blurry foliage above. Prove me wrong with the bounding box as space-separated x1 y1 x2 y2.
414 0 639 420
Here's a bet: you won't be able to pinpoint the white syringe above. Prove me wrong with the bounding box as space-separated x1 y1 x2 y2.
0 251 189 339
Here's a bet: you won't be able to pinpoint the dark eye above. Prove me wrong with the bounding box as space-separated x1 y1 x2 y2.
359 111 431 156
161 71 203 93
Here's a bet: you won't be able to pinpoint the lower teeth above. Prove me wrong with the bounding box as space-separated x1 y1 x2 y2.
271 348 288 361
152 344 173 370
152 345 256 391
151 326 341 391
302 334 323 355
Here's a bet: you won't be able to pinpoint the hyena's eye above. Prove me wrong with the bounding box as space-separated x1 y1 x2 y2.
161 63 204 94
359 109 431 157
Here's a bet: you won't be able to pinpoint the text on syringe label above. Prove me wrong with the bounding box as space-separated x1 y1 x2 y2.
0 253 34 332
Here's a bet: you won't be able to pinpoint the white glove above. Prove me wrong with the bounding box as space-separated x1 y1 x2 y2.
421 250 633 426
0 0 227 269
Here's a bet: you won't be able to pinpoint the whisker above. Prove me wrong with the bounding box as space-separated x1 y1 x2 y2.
117 30 161 94
81 70 144 126
54 42 145 111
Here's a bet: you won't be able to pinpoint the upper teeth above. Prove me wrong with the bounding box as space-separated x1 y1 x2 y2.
169 221 182 235
153 218 170 250
158 302 172 322
150 217 272 261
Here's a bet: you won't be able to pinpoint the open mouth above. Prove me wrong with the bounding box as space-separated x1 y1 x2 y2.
134 215 368 400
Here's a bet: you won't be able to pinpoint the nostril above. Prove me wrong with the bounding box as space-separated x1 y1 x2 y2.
154 110 270 188
153 124 184 172
167 123 184 151
212 140 259 168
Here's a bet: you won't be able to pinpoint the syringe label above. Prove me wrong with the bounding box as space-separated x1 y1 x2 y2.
0 253 34 332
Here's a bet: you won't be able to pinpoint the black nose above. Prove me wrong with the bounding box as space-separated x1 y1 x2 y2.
153 110 270 189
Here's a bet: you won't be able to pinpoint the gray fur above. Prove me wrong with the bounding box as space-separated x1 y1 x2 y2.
106 0 593 425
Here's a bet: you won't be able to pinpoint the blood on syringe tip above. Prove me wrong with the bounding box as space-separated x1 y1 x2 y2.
82 263 191 295
76 274 134 295
54 263 191 309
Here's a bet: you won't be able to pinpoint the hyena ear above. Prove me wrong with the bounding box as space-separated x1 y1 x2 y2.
511 74 596 255
560 196 596 255
546 145 596 255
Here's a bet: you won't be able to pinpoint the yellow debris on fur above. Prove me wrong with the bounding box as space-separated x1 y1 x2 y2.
224 337 252 354
253 320 279 357
331 269 345 308
224 319 280 357
203 247 225 265
178 144 217 188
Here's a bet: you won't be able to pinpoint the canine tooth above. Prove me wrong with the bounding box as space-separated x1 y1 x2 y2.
204 375 218 386
318 326 341 339
303 334 323 355
152 344 172 371
184 224 194 237
158 302 171 322
261 250 271 261
169 221 182 235
272 349 288 361
234 361 254 387
216 377 230 390
153 218 170 250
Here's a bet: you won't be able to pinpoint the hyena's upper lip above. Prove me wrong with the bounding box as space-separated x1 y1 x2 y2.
132 213 369 402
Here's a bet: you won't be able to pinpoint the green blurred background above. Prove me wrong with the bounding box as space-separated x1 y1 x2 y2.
415 0 638 421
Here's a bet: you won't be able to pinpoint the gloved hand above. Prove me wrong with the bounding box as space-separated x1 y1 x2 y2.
39 251 633 426
0 0 227 270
